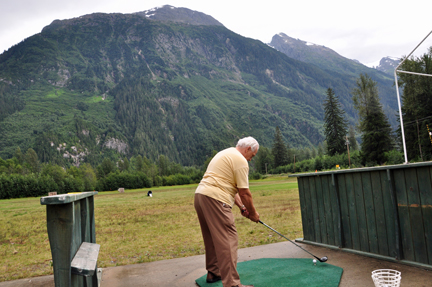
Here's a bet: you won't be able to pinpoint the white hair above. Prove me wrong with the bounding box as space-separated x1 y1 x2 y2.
236 137 259 152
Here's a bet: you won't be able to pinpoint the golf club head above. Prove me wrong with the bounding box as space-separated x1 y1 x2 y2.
319 256 328 262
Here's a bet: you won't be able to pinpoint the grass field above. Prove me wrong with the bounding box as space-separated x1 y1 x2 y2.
0 175 301 282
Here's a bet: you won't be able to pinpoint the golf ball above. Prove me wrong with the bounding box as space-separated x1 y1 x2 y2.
313 259 317 263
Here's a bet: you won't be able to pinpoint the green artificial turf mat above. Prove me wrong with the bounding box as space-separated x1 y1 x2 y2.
196 258 343 287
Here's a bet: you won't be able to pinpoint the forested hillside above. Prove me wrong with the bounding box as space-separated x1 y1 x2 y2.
0 6 397 167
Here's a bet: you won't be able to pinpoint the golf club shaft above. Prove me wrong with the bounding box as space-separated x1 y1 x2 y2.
259 220 323 262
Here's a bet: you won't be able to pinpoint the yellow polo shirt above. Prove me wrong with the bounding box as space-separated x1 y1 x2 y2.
195 147 249 207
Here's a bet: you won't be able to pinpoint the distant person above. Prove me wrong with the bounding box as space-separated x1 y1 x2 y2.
194 136 260 287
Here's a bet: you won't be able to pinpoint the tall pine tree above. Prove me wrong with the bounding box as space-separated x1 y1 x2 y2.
323 88 348 156
352 74 393 165
398 49 432 161
272 126 288 168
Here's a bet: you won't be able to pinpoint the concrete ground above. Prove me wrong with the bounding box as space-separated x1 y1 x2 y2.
1 242 431 287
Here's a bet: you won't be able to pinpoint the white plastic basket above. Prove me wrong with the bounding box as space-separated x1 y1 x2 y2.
371 269 401 287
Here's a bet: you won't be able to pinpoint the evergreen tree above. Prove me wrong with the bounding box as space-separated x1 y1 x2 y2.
118 158 130 172
317 142 325 157
98 158 116 178
398 48 432 161
158 155 170 176
133 155 144 172
323 88 348 156
25 148 40 173
272 126 288 168
304 147 311 160
14 147 23 165
348 125 358 151
254 146 273 174
352 74 393 165
310 147 317 159
286 143 293 163
79 163 97 191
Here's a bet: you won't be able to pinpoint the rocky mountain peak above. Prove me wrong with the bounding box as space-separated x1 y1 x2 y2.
135 5 224 26
375 56 400 75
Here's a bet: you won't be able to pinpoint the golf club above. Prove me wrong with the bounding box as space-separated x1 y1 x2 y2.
259 220 328 263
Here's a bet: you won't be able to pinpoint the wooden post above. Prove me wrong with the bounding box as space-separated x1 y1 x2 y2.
346 136 351 168
41 192 98 287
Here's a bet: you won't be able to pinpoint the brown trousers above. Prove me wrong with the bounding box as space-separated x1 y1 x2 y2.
194 193 240 287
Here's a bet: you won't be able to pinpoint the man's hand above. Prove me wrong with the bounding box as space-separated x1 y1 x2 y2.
240 207 259 222
237 188 259 223
241 208 250 218
248 211 260 223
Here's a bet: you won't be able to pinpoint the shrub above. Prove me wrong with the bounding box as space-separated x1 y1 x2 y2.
0 174 60 199
63 176 84 193
314 157 323 171
385 150 404 165
250 172 263 180
162 174 191 186
99 171 152 191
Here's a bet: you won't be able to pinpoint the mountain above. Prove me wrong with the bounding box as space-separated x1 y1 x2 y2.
136 5 224 26
269 33 368 76
269 33 398 124
0 6 397 167
374 56 400 75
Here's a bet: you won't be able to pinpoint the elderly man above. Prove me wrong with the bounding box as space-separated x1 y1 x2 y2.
194 136 260 287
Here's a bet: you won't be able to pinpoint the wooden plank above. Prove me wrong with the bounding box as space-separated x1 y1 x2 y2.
371 171 389 256
404 168 428 264
301 177 316 242
41 191 98 205
421 167 432 265
314 176 328 244
321 175 335 246
71 242 100 277
81 198 91 243
362 172 379 254
46 203 74 287
382 169 400 259
290 161 432 177
298 178 314 241
393 169 415 262
308 177 321 243
89 195 96 243
345 173 360 250
331 174 342 247
297 178 308 239
72 202 82 262
353 172 369 252
71 202 85 287
337 174 352 249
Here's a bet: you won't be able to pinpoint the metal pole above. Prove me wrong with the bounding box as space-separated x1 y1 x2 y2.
394 73 408 163
394 29 432 164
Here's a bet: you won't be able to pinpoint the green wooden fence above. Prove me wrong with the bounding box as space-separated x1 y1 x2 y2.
291 162 432 269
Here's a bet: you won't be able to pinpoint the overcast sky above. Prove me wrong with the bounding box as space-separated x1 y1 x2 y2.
1 0 431 66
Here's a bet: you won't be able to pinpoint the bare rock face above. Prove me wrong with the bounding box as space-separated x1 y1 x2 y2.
103 138 128 154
